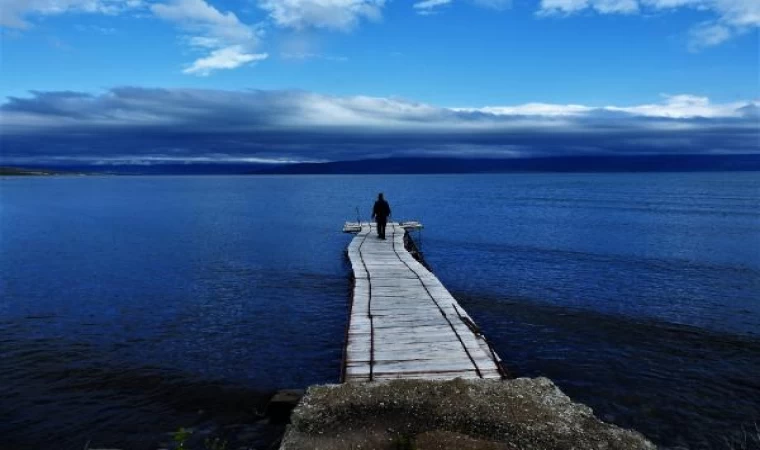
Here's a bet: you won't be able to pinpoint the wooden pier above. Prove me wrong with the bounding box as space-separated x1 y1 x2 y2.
342 222 506 382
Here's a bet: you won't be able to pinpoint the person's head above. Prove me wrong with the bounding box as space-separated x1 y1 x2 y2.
378 193 384 200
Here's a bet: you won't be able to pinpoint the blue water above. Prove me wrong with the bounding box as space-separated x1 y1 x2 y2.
1 173 759 449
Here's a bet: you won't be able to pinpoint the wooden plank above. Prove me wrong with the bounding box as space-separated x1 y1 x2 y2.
347 359 485 375
347 340 467 354
347 350 497 364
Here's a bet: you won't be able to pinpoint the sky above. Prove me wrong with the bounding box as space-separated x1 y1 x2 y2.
0 0 758 165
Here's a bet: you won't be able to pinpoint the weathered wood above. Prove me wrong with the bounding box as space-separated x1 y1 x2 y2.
342 222 504 382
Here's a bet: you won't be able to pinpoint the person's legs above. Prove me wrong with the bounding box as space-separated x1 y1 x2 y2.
377 218 386 238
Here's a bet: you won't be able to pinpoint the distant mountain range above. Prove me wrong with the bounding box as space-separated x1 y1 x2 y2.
252 154 760 175
3 154 759 176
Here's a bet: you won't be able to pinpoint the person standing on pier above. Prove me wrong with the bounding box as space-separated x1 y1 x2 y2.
372 193 391 239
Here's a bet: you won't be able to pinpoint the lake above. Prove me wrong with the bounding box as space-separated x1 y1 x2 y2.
1 173 759 449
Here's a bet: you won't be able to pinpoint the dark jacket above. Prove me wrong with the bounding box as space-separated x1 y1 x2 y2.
373 199 391 220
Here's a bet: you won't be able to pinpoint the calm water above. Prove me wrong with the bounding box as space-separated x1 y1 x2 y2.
1 173 759 449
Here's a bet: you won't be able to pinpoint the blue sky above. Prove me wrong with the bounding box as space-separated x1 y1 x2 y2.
0 0 758 164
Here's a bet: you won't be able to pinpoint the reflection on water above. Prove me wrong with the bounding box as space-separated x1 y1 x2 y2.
1 173 759 449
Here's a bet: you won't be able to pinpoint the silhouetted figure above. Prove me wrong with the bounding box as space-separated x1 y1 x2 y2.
372 193 391 239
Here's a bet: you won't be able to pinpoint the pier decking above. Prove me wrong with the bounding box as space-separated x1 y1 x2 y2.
343 222 505 382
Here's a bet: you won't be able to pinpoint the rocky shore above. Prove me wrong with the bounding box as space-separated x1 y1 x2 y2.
280 377 656 450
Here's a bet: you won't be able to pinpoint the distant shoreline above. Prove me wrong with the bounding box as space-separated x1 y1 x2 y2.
0 167 85 176
3 154 760 176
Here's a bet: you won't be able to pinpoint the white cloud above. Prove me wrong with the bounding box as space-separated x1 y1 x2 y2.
151 0 257 44
413 0 511 15
0 0 142 29
2 89 757 162
456 94 754 118
183 45 268 75
538 0 759 48
688 22 733 51
605 94 750 118
258 0 386 31
414 0 452 15
457 103 594 116
151 0 267 75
